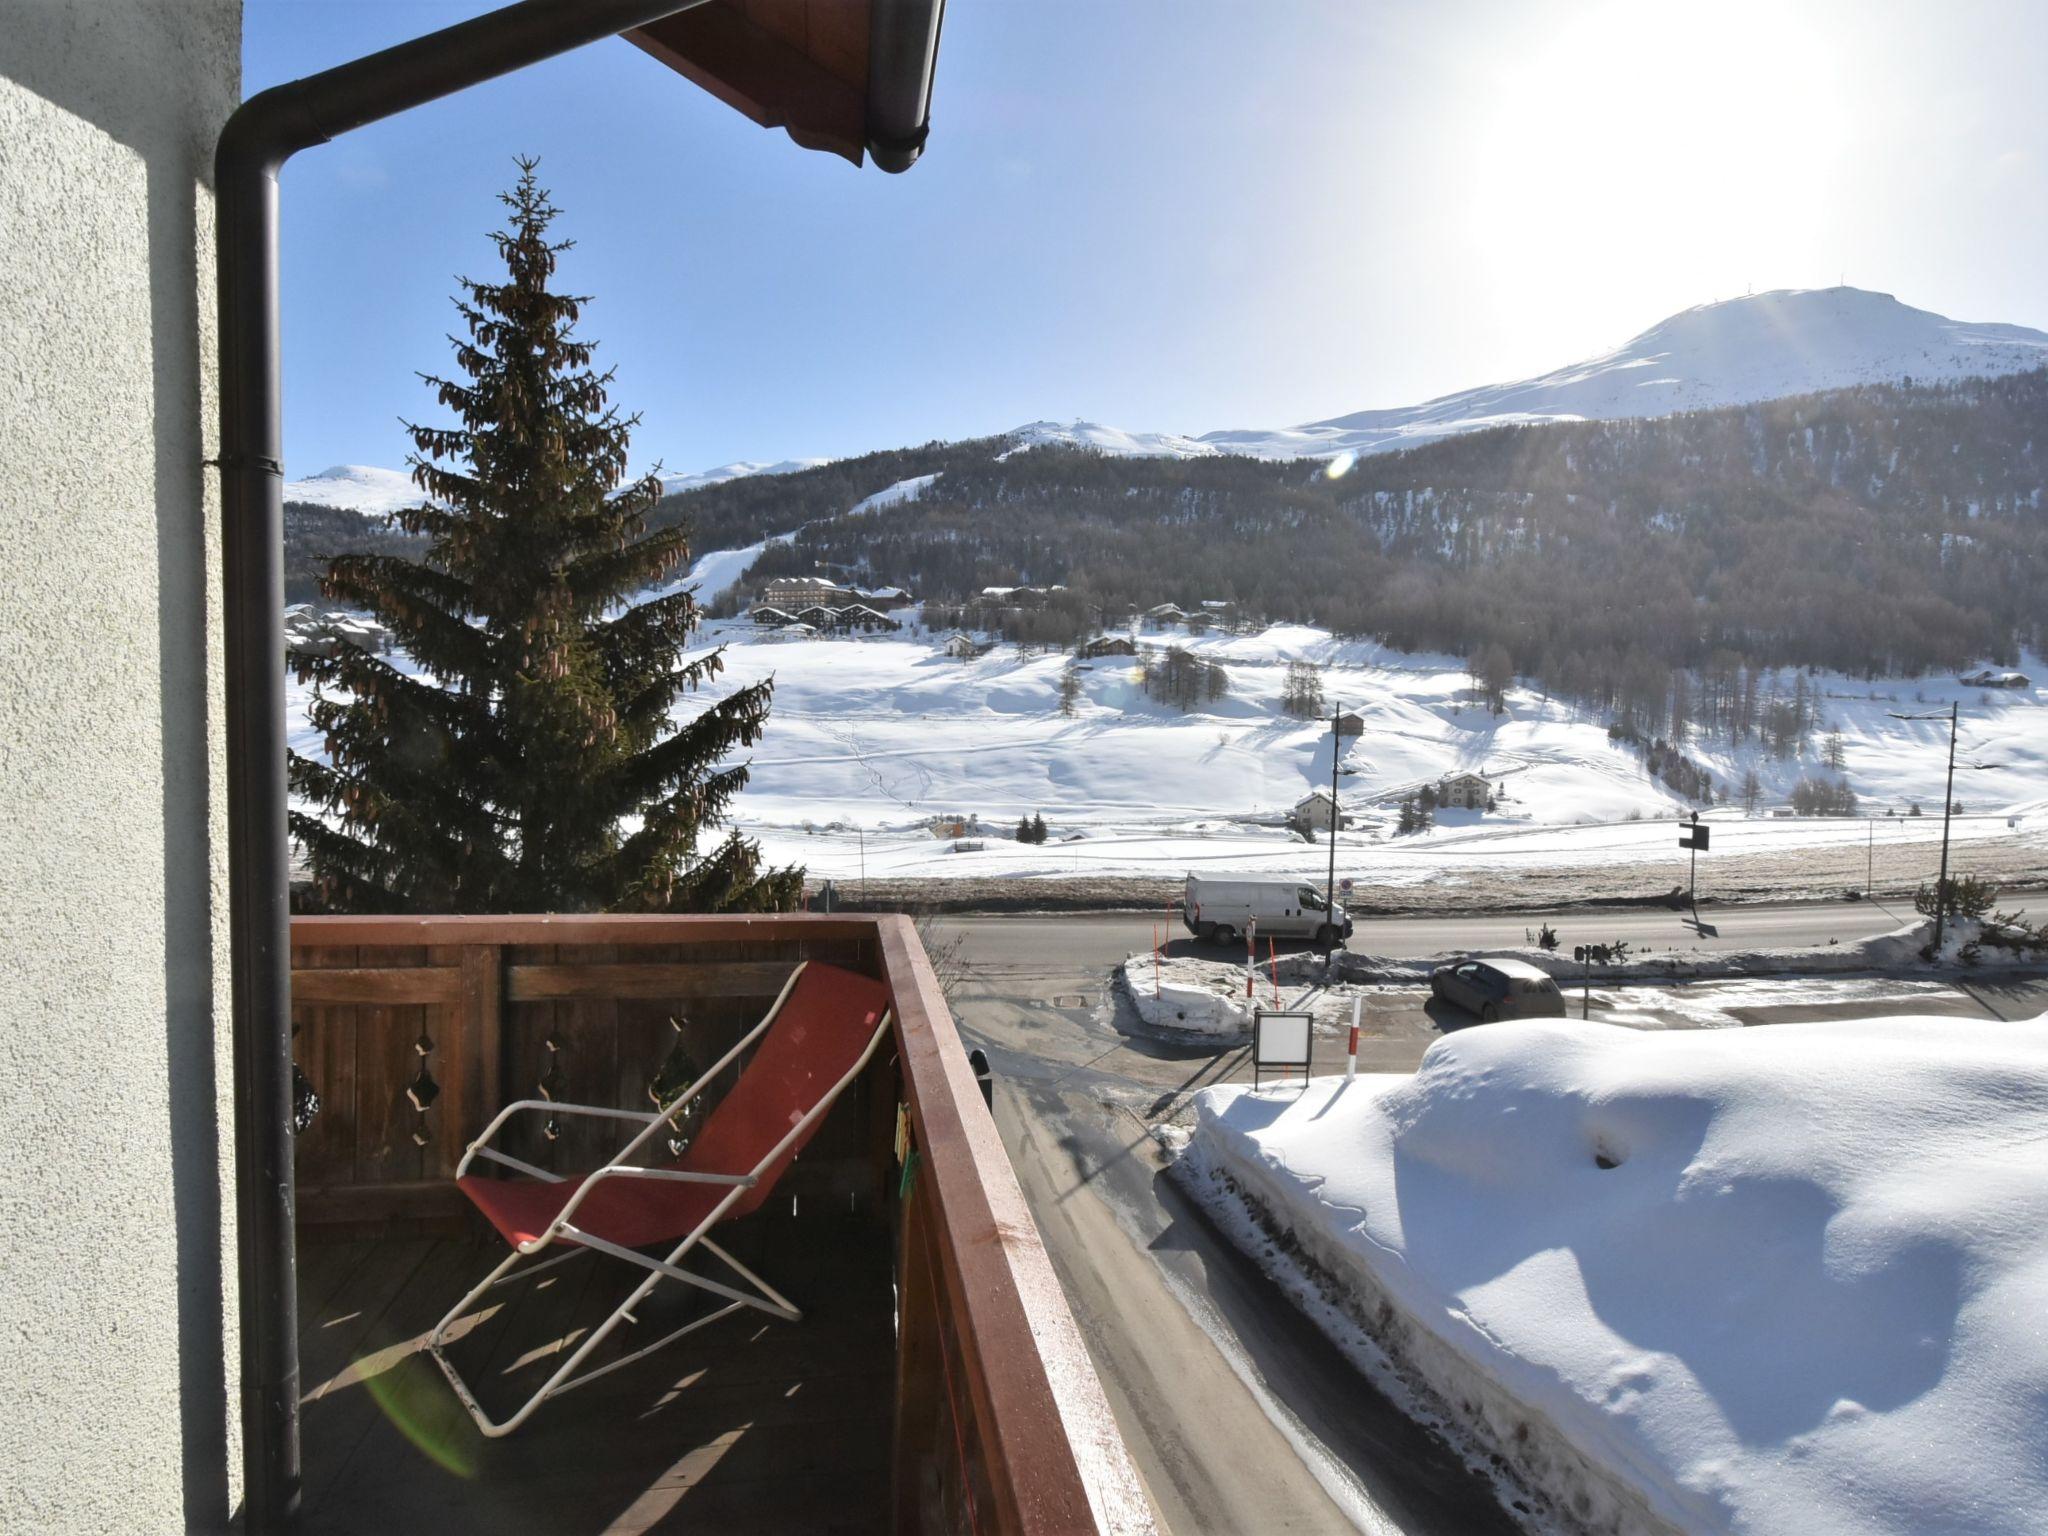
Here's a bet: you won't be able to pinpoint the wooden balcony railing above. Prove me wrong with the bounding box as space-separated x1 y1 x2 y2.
289 912 1153 1536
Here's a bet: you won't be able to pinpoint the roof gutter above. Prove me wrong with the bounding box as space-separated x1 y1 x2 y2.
866 0 947 172
213 4 713 1527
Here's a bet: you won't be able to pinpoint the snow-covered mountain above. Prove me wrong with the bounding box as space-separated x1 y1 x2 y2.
1003 289 2048 465
999 419 1218 460
1200 287 2048 461
283 464 429 515
289 287 2048 509
285 457 829 513
656 457 830 497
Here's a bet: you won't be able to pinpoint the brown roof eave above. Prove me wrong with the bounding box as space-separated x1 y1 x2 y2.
627 0 944 172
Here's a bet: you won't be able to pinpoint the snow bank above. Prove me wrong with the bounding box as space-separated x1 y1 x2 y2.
1186 1016 2048 1535
1314 918 1954 988
1119 955 1253 1038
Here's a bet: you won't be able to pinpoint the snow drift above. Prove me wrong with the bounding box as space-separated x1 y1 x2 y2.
1187 1016 2048 1535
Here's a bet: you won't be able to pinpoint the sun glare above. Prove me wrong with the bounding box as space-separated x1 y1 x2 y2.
1467 2 1847 324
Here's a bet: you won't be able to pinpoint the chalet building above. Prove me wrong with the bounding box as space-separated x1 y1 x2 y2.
980 584 1064 607
1291 788 1350 832
794 604 843 628
1077 634 1137 659
861 585 914 609
1438 771 1493 810
1334 711 1365 737
1143 603 1188 627
943 632 994 659
1961 668 2032 689
762 575 858 609
749 603 797 627
839 604 901 632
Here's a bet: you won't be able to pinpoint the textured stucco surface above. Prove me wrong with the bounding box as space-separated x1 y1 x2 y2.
0 2 241 1529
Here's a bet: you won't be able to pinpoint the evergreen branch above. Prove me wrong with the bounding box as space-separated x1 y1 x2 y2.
565 525 693 609
320 556 493 679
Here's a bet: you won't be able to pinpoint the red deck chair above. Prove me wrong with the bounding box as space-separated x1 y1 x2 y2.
427 960 893 1436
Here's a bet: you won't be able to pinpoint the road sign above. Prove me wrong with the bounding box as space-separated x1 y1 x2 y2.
1679 825 1710 851
1252 1009 1313 1088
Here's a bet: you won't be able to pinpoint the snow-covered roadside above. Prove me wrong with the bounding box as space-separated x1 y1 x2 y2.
1290 916 2033 989
1180 1017 2048 1535
1114 919 2031 1040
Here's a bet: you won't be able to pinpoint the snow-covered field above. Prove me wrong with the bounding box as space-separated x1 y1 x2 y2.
1183 1016 2048 1535
287 611 2048 894
671 617 2048 887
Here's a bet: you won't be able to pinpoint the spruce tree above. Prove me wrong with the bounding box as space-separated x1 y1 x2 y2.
290 162 800 915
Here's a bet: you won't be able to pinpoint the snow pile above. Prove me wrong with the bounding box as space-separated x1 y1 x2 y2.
283 464 429 515
1120 955 1253 1038
1186 1017 2048 1535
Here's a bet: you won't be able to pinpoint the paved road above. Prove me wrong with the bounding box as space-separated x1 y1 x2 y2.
935 897 1919 985
933 908 2047 1534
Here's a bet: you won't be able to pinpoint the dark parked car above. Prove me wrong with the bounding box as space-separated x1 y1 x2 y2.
1429 956 1567 1022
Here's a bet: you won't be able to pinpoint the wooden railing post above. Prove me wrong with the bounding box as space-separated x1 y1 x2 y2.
460 943 504 1169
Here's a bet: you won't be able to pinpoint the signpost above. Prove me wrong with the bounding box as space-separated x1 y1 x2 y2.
1678 811 1710 914
1253 1008 1314 1089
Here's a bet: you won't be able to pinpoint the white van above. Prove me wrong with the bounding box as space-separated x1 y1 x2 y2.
1182 874 1354 947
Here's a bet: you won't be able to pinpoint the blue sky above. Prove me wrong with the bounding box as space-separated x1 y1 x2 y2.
250 0 2048 479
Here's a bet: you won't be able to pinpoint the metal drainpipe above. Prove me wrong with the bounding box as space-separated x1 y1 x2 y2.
213 3 712 1525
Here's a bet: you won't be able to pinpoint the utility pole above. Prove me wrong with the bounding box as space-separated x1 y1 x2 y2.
1326 702 1342 926
1934 701 1959 955
1889 701 1972 955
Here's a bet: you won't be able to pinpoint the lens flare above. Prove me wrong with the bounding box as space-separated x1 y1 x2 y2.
1323 451 1356 481
363 1352 479 1480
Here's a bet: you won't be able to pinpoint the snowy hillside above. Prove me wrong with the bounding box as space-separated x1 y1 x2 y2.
1203 287 2048 460
656 456 830 497
1001 419 1218 459
1187 1015 2048 1535
283 464 428 515
288 614 2048 887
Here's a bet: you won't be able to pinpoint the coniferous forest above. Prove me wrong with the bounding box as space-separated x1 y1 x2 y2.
291 368 2048 707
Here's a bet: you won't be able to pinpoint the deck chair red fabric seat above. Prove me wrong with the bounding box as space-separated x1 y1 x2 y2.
427 960 893 1436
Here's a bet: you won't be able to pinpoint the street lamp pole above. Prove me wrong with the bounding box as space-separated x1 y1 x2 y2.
1326 703 1342 928
1934 701 1959 954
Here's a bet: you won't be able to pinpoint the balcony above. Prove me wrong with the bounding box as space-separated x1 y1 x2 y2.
288 912 1145 1535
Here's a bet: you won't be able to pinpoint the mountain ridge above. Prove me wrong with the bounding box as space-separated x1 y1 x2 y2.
287 286 2048 510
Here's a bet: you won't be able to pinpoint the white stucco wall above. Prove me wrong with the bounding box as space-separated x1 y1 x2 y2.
0 2 241 1529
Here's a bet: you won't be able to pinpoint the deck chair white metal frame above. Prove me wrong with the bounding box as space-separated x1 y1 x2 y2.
425 962 895 1437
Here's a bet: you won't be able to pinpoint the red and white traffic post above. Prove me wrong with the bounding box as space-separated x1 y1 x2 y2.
1346 995 1360 1079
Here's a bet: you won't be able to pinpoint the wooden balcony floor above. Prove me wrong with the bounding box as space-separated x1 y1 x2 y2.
297 1211 893 1535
